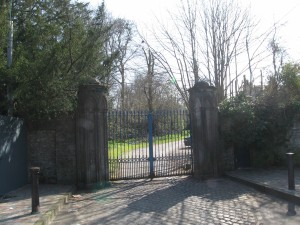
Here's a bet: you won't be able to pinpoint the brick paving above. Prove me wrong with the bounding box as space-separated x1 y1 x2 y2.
52 176 300 225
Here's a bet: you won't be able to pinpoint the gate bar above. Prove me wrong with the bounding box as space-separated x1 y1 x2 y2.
148 113 155 178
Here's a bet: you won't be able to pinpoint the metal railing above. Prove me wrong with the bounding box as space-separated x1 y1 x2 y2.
108 110 192 180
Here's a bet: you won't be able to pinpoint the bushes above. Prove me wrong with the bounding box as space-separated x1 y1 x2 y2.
220 95 297 167
220 63 300 167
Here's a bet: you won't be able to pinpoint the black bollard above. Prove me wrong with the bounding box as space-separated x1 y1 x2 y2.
30 167 40 214
286 153 295 190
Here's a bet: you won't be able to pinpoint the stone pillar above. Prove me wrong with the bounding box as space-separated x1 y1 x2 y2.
189 82 219 178
76 82 109 189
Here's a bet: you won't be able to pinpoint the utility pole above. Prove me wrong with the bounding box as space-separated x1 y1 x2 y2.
7 0 13 116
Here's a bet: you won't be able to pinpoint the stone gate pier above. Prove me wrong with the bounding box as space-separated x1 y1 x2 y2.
76 82 109 189
189 82 220 178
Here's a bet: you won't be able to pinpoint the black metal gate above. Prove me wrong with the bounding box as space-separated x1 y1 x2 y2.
108 110 192 180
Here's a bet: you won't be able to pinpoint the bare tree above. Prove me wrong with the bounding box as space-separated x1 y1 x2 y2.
145 0 272 104
143 0 199 107
115 40 184 111
106 18 138 109
269 28 286 81
202 0 252 101
141 48 155 112
124 71 183 111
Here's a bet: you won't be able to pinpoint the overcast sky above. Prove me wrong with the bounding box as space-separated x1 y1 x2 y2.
82 0 300 62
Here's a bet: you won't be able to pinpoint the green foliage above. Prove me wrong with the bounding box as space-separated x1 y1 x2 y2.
220 96 294 167
220 63 300 167
279 63 300 102
219 94 257 148
0 0 114 120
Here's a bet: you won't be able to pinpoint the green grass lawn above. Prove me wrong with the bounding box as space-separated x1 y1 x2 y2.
108 132 190 159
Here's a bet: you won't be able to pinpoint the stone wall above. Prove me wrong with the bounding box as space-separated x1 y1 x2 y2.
27 83 108 187
27 118 76 184
56 120 77 184
222 146 235 171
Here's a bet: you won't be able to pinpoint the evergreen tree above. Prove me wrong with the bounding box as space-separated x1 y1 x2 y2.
0 0 114 119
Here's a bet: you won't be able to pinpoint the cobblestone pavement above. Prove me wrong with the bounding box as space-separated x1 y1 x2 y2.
0 184 73 225
52 176 300 225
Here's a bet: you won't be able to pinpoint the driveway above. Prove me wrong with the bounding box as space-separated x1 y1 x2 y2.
51 176 300 225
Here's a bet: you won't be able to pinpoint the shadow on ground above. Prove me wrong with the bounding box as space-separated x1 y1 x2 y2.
51 176 300 225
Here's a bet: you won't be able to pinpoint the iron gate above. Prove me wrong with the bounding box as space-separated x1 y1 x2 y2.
108 110 192 180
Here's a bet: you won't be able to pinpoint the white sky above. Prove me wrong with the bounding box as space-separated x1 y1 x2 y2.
83 0 300 62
